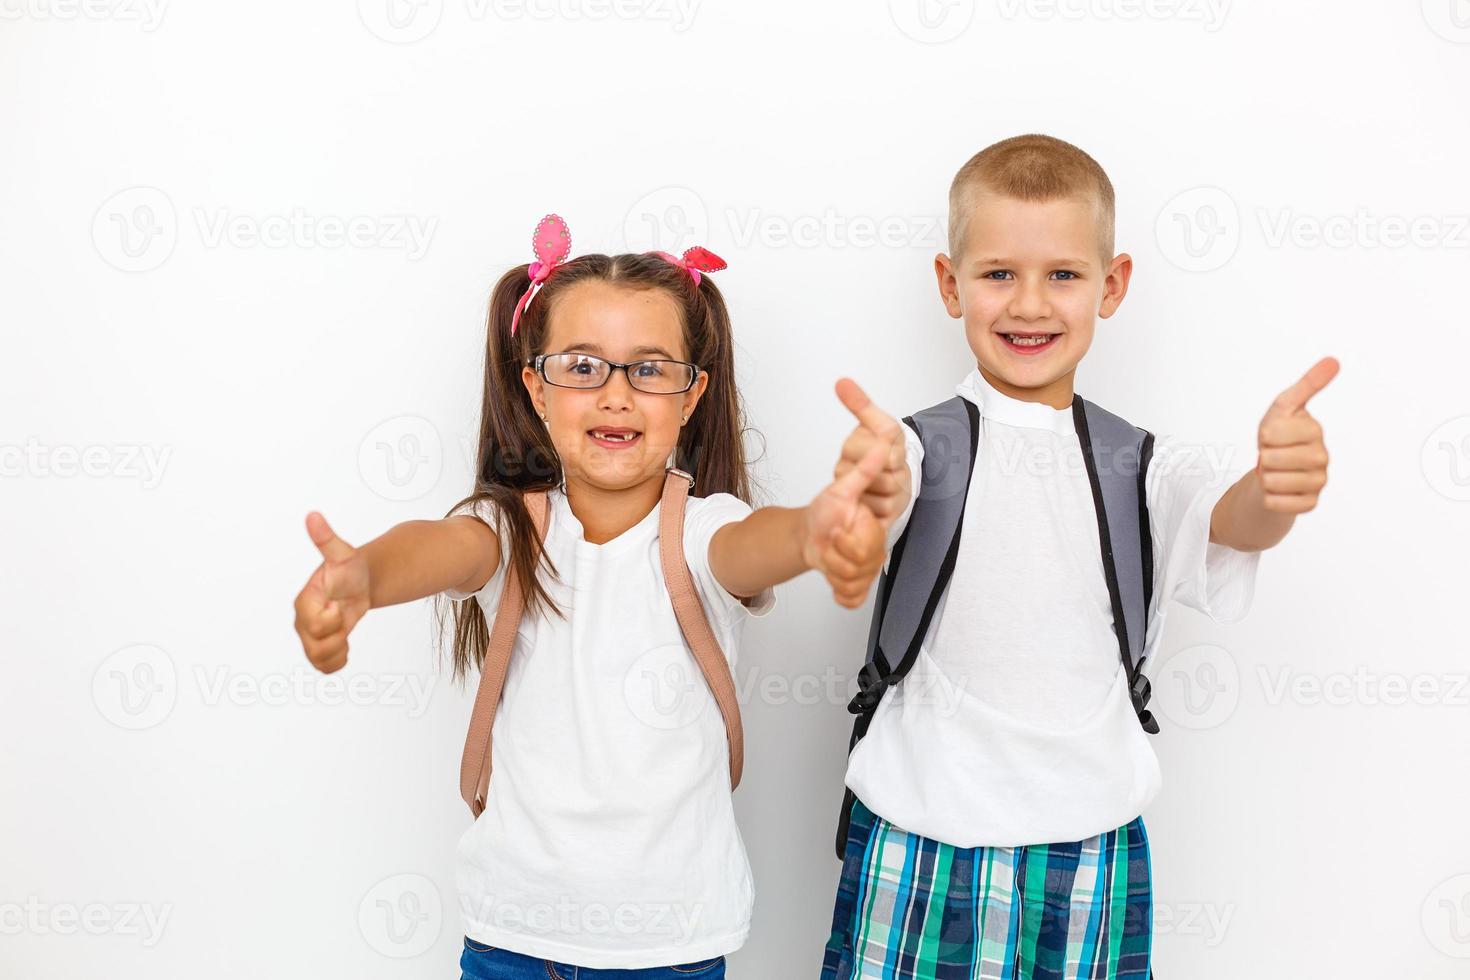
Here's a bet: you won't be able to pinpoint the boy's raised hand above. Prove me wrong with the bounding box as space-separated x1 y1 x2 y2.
1256 356 1339 514
294 512 372 673
832 378 911 530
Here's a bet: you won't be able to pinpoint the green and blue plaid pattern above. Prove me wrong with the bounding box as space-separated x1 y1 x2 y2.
821 797 1153 980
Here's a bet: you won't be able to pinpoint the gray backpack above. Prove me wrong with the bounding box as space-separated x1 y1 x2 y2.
836 393 1158 858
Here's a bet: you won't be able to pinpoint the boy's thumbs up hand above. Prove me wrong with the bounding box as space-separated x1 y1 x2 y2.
1256 357 1339 514
294 512 372 674
832 378 911 529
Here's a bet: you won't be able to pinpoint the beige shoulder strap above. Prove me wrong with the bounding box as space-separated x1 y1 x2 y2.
657 468 745 791
459 469 744 818
459 490 549 818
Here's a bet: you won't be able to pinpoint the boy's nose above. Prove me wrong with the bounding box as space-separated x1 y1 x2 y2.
1007 281 1052 321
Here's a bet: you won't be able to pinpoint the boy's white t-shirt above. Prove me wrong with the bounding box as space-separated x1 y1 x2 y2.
844 367 1261 848
446 484 775 969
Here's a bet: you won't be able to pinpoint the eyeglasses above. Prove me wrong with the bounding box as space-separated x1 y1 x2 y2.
529 352 701 395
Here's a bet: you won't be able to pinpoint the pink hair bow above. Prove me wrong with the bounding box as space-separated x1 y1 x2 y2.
510 214 573 337
650 246 727 285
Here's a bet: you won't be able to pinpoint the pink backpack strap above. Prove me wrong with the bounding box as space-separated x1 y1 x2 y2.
459 490 549 819
657 468 745 791
458 469 744 818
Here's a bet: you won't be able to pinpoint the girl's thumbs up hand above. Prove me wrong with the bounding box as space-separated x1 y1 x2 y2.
832 378 910 529
813 503 887 609
802 438 890 607
294 512 372 674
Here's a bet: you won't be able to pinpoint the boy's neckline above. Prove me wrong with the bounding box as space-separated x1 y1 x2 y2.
962 367 1076 435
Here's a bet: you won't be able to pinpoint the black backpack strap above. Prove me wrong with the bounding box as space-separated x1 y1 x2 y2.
835 396 980 858
847 395 979 727
1074 397 1158 734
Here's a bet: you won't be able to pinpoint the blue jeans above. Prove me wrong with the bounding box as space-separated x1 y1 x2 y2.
459 936 727 979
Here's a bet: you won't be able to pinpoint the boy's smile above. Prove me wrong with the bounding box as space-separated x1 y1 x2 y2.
936 192 1133 409
997 331 1061 354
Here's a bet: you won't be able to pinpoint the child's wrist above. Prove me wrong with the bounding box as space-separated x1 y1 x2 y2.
795 504 819 572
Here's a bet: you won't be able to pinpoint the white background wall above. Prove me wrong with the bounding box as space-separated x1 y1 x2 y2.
4 1 1468 976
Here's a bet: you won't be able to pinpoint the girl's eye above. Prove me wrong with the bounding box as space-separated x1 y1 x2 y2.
633 362 665 378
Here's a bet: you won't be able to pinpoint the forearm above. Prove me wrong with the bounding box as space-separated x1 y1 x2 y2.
1209 469 1296 552
360 517 494 609
708 505 812 598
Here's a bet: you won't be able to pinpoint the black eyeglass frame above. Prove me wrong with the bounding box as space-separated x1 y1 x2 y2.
528 352 703 395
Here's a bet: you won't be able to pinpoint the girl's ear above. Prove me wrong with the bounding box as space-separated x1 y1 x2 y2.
522 365 548 419
680 369 710 424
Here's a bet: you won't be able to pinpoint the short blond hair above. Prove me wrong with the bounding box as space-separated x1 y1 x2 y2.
947 134 1116 262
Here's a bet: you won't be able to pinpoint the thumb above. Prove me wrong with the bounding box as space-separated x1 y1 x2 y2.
1267 356 1340 418
306 511 356 564
835 377 899 438
829 438 889 505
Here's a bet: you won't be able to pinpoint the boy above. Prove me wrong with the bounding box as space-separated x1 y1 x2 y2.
821 134 1337 979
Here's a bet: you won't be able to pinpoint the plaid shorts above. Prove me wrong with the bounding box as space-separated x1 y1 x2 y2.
820 797 1153 980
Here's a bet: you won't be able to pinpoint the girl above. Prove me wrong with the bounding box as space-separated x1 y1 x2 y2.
292 215 899 978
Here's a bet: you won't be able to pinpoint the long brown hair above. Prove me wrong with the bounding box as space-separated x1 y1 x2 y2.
437 251 754 684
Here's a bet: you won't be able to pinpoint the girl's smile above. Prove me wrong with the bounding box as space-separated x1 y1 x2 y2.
587 426 642 449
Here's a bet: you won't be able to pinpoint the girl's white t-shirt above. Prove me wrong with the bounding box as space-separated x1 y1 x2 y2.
446 485 775 969
844 368 1262 847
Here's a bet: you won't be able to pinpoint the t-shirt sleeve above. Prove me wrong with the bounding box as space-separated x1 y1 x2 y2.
443 497 509 604
681 492 778 625
1145 435 1261 626
882 423 926 574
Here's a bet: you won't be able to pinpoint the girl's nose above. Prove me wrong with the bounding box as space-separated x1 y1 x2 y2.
596 368 637 410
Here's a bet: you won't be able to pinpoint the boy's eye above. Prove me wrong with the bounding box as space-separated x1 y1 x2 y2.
981 269 1080 281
